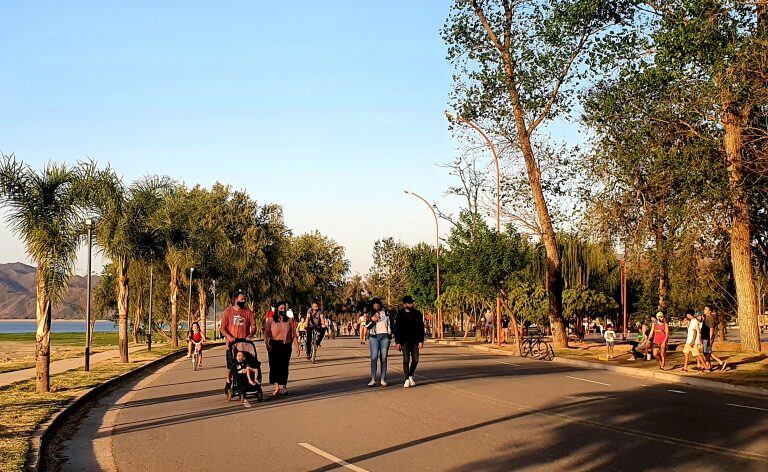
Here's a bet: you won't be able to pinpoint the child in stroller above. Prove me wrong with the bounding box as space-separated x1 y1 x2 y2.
226 339 263 402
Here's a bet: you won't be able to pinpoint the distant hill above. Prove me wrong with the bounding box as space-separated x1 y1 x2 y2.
0 262 101 320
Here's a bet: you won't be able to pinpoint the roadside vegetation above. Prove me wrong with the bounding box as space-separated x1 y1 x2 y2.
0 346 179 472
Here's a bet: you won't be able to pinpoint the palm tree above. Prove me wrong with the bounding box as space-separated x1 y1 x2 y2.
94 171 172 362
0 154 94 393
153 185 193 346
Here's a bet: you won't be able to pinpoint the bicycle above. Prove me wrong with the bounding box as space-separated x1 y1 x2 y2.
191 341 203 371
309 328 321 364
520 334 554 361
298 331 307 355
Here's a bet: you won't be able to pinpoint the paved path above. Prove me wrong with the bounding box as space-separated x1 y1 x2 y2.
0 345 146 387
47 337 768 471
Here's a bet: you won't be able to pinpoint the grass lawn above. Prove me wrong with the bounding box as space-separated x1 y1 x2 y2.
0 332 119 347
0 333 121 374
0 345 180 472
555 340 768 389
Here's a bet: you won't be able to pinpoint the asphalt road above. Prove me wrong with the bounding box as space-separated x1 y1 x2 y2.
46 337 768 471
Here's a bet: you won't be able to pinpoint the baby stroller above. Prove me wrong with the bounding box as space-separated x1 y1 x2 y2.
227 339 263 402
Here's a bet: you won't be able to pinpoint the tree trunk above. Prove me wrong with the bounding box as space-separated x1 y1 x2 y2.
116 256 130 363
133 273 143 344
723 109 761 352
35 269 51 393
197 279 207 338
169 263 179 347
505 56 567 348
655 221 669 313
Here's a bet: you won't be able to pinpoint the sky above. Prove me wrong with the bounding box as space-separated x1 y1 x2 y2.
0 1 470 275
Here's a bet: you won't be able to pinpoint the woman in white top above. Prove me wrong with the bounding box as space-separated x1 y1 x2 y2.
365 298 391 387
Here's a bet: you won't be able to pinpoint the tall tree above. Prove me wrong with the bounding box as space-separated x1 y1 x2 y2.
0 155 94 392
442 0 637 347
153 185 193 346
647 0 767 350
95 173 172 361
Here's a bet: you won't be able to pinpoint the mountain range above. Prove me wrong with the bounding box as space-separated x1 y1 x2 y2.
0 262 101 320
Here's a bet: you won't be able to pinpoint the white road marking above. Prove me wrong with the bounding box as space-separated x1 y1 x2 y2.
565 395 612 401
565 375 611 387
494 360 519 366
299 443 369 472
726 403 768 412
242 399 252 408
667 389 686 394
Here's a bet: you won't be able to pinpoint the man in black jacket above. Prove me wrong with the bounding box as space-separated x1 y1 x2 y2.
395 295 425 388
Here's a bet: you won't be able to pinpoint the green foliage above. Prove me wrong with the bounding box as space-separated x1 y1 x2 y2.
0 155 97 304
562 286 618 322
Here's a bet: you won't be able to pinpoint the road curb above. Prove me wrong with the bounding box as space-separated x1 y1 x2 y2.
429 339 767 397
24 346 191 472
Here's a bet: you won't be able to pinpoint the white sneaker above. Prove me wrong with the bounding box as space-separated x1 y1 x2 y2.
367 378 376 387
408 377 416 387
403 379 411 388
380 379 388 387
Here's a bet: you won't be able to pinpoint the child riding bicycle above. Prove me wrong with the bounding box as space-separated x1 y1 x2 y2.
187 321 205 367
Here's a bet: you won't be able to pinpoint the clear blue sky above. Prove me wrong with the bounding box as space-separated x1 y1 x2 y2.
0 1 466 274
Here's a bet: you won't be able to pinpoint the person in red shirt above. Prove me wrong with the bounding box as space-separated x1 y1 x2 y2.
220 290 257 396
186 321 205 366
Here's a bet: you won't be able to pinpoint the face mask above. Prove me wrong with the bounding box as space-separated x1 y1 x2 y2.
236 301 246 309
278 310 286 317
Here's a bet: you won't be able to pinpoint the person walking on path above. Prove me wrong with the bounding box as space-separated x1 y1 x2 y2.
682 309 709 372
264 301 294 396
395 295 425 388
366 298 391 387
358 312 368 345
651 312 670 369
701 306 727 371
603 324 616 360
220 290 257 396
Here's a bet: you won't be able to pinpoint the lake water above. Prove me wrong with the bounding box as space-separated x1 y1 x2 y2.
0 320 117 334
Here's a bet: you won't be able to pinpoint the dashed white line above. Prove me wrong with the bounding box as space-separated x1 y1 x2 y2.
494 360 519 366
667 389 686 394
299 443 369 472
565 375 612 387
726 403 768 412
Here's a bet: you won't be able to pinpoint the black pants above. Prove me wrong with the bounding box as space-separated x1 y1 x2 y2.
306 327 326 357
402 342 420 377
268 340 292 385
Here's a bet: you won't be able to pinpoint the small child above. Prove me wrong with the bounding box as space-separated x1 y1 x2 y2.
604 325 616 360
233 351 260 401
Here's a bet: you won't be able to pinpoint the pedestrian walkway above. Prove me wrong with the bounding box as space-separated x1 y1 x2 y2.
0 345 147 387
431 338 768 396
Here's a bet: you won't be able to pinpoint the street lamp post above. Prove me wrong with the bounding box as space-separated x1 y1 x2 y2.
147 265 153 351
446 112 503 347
187 267 195 331
84 219 93 371
404 190 442 340
212 280 217 340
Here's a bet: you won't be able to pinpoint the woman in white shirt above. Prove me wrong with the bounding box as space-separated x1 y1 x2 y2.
365 298 391 387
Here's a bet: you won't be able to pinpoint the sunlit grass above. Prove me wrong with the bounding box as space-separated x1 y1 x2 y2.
0 346 179 472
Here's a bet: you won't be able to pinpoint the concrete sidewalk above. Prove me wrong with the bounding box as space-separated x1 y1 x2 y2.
431 338 768 397
0 345 147 387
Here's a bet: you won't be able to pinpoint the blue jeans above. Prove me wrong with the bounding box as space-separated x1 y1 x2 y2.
369 334 391 379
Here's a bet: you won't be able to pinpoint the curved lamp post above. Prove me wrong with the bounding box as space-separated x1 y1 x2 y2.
404 190 442 339
446 112 503 347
